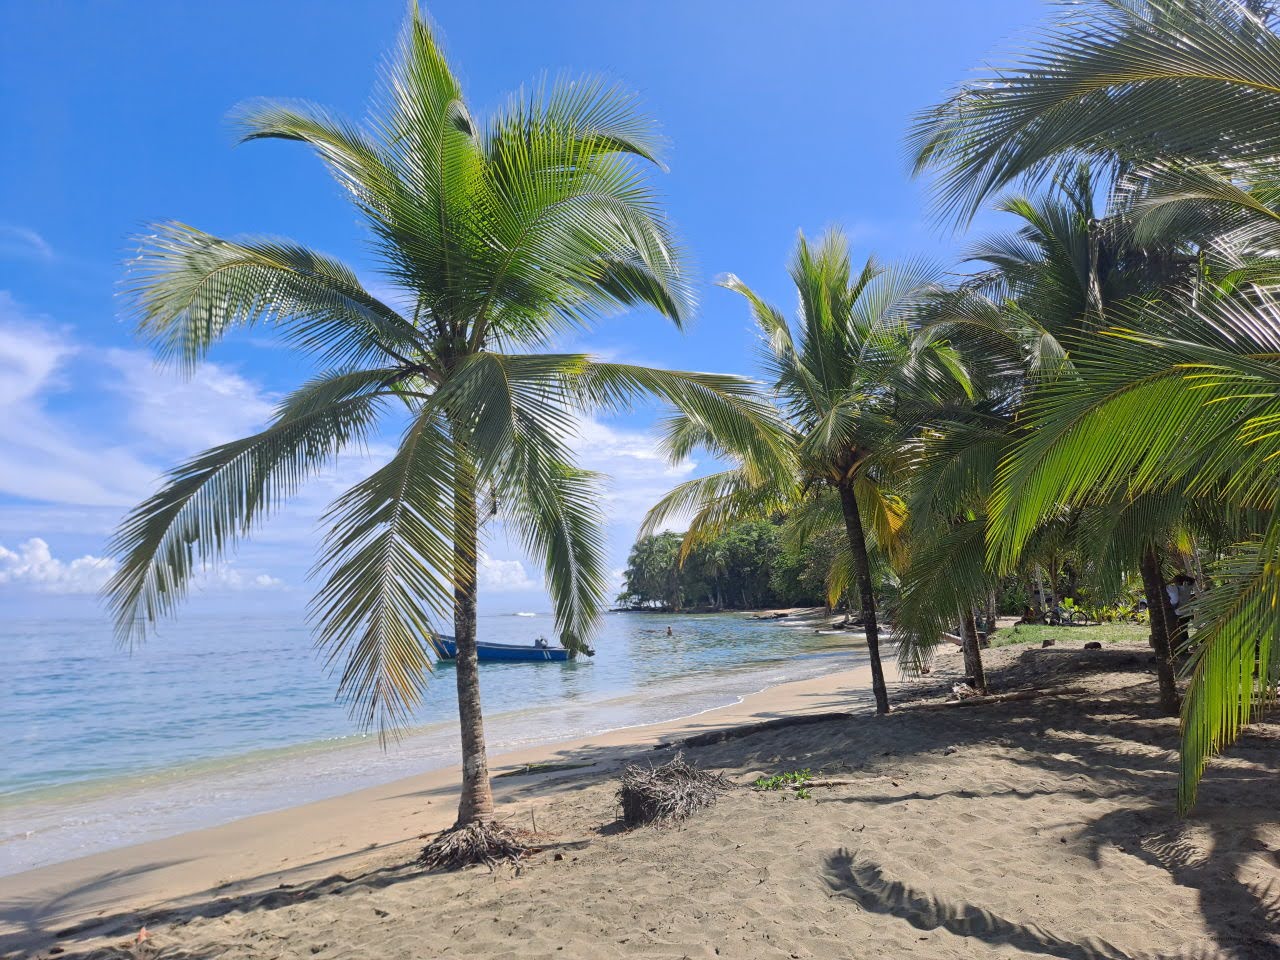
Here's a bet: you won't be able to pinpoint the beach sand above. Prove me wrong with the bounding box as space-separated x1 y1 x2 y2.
4 640 1277 959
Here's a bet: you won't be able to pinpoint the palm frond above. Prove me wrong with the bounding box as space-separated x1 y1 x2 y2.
107 368 393 643
124 225 423 370
1179 519 1280 811
911 0 1280 222
309 409 459 734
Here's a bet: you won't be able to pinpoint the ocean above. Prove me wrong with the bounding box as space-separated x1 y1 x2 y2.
1 610 864 876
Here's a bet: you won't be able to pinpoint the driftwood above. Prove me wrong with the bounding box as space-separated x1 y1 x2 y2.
785 776 901 789
656 711 851 750
896 686 1090 712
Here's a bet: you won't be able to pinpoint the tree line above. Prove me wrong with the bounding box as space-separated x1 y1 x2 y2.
615 521 839 612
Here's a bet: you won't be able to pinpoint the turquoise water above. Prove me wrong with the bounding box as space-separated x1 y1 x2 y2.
1 611 864 874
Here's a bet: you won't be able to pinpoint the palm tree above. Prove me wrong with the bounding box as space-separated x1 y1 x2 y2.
643 230 971 713
105 9 786 855
981 293 1280 809
912 171 1204 712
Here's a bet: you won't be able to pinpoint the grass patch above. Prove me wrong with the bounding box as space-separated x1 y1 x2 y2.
989 622 1148 648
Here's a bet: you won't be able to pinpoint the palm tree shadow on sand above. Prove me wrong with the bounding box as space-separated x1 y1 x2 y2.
821 848 1264 960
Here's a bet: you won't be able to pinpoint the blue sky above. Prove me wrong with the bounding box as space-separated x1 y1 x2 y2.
0 0 1044 618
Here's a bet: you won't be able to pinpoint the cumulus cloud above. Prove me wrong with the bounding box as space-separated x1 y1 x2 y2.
0 538 116 594
570 415 697 529
477 551 537 592
0 537 286 596
191 565 286 592
104 348 276 454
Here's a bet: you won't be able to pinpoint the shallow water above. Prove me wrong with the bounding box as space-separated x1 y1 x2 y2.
1 611 863 875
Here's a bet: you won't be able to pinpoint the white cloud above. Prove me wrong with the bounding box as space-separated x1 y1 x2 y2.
0 537 286 597
104 349 276 453
477 551 537 592
0 294 282 507
570 415 697 529
0 296 158 506
0 538 116 594
191 564 286 592
0 224 54 262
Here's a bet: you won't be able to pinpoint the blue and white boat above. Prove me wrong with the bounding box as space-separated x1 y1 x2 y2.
433 636 575 663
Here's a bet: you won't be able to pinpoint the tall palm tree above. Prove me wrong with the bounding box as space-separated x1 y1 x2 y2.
105 9 787 853
643 230 971 713
981 291 1280 809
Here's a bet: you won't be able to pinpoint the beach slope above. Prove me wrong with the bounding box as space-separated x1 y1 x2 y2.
4 643 1277 959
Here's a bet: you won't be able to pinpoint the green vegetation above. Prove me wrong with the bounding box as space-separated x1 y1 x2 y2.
616 521 835 611
752 769 812 791
632 0 1280 811
641 234 971 714
908 0 1280 811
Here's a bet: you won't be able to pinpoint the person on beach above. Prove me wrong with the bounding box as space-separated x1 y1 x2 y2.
1167 574 1195 634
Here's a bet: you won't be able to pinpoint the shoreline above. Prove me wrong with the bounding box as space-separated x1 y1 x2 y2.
0 649 886 950
3 611 863 879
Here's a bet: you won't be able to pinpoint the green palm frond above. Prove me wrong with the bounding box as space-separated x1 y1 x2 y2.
911 0 1280 222
107 368 394 643
988 292 1280 569
893 518 991 675
506 457 608 652
640 468 793 558
310 409 459 733
124 225 424 370
1179 520 1280 811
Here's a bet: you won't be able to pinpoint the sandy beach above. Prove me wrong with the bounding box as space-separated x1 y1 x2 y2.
4 637 1277 960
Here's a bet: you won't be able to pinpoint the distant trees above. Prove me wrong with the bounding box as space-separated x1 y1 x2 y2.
616 520 832 612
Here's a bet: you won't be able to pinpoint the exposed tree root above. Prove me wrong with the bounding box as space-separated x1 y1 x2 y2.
617 753 729 828
419 820 534 871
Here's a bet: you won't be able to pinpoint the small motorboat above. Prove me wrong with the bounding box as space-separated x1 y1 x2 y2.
433 635 576 663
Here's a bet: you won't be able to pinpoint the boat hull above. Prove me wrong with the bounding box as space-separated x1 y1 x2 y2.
434 636 570 662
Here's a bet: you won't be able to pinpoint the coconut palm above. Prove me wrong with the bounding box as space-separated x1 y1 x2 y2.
983 292 1280 809
643 230 971 714
908 171 1205 711
105 9 788 854
911 0 1280 806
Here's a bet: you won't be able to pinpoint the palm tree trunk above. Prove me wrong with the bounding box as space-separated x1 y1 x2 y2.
452 458 495 824
1139 546 1181 716
837 481 891 714
961 608 988 694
